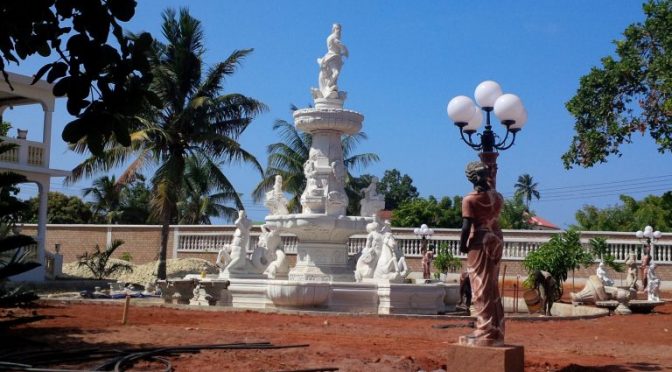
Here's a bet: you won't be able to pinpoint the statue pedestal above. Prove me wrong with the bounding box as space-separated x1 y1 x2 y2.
445 343 524 372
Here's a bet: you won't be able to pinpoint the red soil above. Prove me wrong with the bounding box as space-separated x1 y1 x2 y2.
3 299 672 372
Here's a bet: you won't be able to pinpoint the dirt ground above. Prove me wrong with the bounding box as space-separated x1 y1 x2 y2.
2 295 672 372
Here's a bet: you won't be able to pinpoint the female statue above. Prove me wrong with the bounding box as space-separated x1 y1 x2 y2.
318 23 348 97
459 161 505 346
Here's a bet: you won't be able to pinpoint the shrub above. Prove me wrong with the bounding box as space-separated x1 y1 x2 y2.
0 140 40 307
77 240 132 280
119 252 133 262
433 242 462 274
522 229 593 297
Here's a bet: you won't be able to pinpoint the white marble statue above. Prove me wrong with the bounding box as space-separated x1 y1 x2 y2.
625 252 638 290
359 176 385 217
264 245 289 279
647 262 661 302
354 220 383 282
317 23 348 97
264 175 289 216
250 224 280 274
373 233 401 280
221 210 253 274
596 261 614 287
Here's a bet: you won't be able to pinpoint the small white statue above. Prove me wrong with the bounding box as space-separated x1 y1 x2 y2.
264 175 289 216
250 224 280 274
317 23 348 97
373 233 401 280
596 261 614 287
221 210 252 274
359 176 385 217
373 224 407 281
264 246 289 279
647 262 661 302
354 220 382 282
625 252 638 290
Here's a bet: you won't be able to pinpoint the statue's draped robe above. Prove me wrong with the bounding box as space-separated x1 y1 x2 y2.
462 189 505 345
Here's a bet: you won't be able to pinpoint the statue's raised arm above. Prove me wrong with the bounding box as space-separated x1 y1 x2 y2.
317 23 348 97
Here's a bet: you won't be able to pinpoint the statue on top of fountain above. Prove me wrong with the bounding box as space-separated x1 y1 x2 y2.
314 23 348 100
265 175 289 216
359 176 385 217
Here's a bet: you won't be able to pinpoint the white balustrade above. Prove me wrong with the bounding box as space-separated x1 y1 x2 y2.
0 137 47 167
174 229 672 264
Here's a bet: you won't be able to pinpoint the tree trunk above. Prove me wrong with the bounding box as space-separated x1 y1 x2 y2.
157 213 171 280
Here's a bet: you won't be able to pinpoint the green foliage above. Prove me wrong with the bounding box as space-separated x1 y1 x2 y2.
391 195 462 228
433 243 462 273
68 8 265 280
0 120 11 137
563 1 672 168
251 106 379 214
573 192 672 231
514 174 540 209
77 240 132 280
378 169 419 210
588 237 624 273
522 229 593 297
0 141 39 307
119 252 133 262
0 0 155 156
499 194 533 229
178 155 241 224
22 192 93 224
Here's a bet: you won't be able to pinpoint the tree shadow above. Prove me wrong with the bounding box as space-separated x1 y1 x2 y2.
558 362 666 371
0 326 152 370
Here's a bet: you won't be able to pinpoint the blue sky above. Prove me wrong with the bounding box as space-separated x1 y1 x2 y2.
6 1 671 228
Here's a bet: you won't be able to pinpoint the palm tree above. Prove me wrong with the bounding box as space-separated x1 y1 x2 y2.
178 155 240 224
67 8 265 279
252 108 379 213
514 173 540 210
82 175 122 223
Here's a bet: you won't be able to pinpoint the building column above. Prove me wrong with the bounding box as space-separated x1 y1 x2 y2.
42 109 53 166
36 178 49 274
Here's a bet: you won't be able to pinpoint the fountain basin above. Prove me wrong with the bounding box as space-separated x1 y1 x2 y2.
267 281 331 308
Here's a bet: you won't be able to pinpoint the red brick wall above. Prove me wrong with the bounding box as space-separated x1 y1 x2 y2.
22 224 672 281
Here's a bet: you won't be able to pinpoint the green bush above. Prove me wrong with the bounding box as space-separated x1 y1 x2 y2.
119 252 133 262
433 242 462 274
77 240 132 280
522 229 593 297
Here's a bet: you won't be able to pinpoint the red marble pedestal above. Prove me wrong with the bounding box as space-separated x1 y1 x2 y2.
445 343 524 372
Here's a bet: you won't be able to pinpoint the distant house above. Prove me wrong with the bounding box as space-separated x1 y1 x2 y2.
528 215 560 230
0 72 70 281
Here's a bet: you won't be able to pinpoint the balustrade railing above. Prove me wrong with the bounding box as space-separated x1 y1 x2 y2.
175 230 672 264
0 137 46 167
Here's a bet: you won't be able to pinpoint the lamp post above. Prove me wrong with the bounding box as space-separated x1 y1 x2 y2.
414 223 434 252
447 80 528 188
636 225 662 260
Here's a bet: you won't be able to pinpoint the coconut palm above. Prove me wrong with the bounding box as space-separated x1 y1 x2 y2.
178 155 240 224
514 173 540 210
67 8 265 279
252 108 379 214
83 175 122 223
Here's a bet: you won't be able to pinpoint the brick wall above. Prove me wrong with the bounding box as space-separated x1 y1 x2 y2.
23 224 671 281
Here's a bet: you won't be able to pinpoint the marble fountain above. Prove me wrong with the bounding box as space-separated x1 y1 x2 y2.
158 24 459 315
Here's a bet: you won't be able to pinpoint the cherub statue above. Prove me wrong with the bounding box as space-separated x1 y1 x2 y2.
354 220 382 282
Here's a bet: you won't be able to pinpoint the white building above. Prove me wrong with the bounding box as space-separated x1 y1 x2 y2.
0 72 70 281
